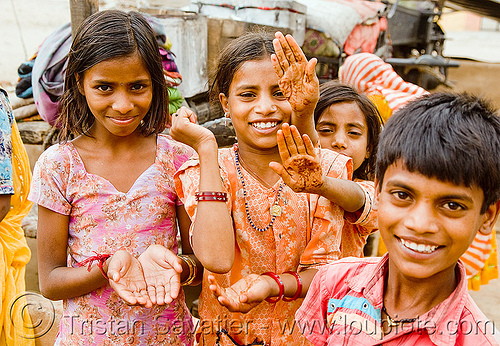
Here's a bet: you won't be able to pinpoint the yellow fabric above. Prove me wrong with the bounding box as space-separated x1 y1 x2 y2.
0 121 34 345
367 93 392 122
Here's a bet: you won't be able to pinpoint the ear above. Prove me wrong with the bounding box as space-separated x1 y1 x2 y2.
219 93 229 114
365 148 371 160
478 200 500 235
76 74 85 95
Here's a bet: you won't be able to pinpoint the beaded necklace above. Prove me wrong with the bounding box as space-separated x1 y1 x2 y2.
234 148 283 232
382 306 418 327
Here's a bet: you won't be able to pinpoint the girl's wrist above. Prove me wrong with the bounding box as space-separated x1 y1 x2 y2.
103 256 111 280
195 136 218 156
307 176 326 196
261 273 282 299
178 254 197 286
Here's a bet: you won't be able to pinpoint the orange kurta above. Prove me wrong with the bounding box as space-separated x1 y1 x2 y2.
175 145 366 345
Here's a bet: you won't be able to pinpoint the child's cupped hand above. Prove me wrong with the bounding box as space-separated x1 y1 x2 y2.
207 274 274 313
270 123 324 194
271 32 319 118
107 250 152 308
138 244 183 305
170 106 216 152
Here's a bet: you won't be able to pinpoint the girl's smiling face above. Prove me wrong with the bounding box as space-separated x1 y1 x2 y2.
79 52 153 138
219 58 292 152
316 101 370 171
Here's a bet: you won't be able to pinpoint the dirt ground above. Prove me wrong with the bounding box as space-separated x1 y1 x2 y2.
436 59 500 110
2 0 500 343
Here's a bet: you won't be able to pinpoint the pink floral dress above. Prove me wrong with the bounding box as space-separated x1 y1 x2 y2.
29 134 195 346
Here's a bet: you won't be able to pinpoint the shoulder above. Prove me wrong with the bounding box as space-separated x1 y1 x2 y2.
318 256 379 273
157 134 195 169
34 142 77 178
177 146 234 173
38 142 73 163
354 178 375 188
217 147 235 168
157 133 194 156
38 142 72 162
459 295 500 345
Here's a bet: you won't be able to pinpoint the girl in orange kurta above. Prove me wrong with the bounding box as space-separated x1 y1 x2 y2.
313 80 383 258
170 32 371 345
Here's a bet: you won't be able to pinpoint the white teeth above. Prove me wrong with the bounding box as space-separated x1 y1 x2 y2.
252 122 277 129
400 239 438 254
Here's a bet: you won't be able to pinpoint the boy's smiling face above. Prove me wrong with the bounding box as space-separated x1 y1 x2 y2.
376 160 499 280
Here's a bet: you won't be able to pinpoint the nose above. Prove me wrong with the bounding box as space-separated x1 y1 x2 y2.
403 201 439 234
255 94 278 115
332 133 347 150
112 91 134 114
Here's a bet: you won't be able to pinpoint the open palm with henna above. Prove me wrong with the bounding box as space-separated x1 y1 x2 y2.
283 154 323 192
270 123 324 194
272 32 319 117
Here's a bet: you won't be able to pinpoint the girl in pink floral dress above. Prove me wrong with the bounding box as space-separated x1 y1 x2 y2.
28 10 197 345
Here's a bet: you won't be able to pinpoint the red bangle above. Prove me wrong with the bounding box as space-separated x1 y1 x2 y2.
76 252 112 279
282 271 302 301
195 191 228 202
262 272 284 303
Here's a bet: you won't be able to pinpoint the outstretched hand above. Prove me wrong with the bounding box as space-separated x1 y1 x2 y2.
270 123 324 194
170 106 216 152
271 32 319 118
138 245 183 305
208 274 274 313
107 250 152 307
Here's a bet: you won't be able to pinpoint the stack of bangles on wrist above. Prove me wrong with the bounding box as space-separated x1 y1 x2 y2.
262 271 302 303
179 254 197 286
195 191 228 202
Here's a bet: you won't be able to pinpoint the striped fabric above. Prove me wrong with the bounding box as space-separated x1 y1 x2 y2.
339 53 429 112
462 232 494 278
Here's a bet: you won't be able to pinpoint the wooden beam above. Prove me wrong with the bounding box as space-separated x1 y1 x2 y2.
69 0 99 37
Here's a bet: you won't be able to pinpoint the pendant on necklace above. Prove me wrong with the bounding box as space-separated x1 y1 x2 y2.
386 316 400 327
281 194 287 205
270 204 281 217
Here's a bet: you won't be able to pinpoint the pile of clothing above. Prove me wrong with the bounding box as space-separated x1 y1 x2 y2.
299 0 387 58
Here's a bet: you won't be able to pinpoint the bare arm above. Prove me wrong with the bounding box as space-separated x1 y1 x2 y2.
170 107 234 273
37 206 110 300
0 195 11 222
177 204 203 286
316 176 365 212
